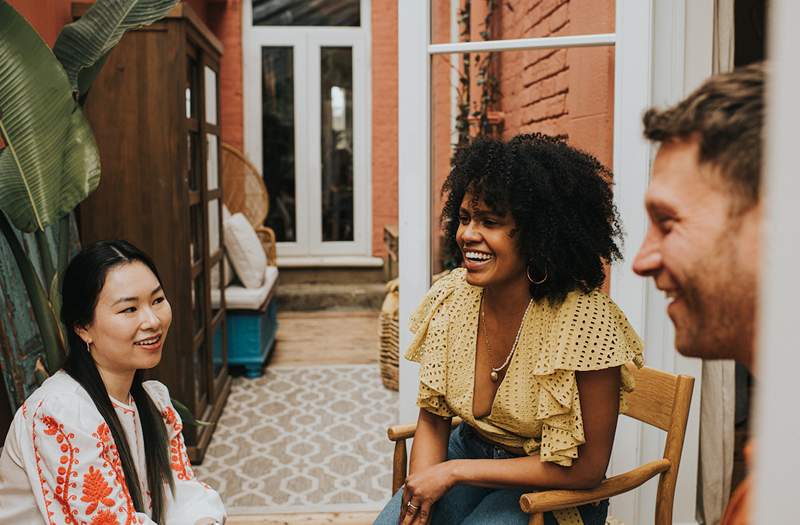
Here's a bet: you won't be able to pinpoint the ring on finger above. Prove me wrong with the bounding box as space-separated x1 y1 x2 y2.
406 501 420 513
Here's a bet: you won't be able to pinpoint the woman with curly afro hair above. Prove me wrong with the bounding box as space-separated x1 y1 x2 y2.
374 134 644 525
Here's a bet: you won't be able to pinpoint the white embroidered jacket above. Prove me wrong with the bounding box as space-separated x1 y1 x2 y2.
0 371 226 525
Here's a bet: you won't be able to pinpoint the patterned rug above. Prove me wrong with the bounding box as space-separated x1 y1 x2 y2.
194 364 399 514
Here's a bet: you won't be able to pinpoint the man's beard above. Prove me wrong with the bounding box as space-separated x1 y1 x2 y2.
678 239 757 364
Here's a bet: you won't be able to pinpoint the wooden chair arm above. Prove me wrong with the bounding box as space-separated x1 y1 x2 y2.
387 423 418 441
388 418 462 494
254 226 277 266
519 459 671 514
387 417 462 441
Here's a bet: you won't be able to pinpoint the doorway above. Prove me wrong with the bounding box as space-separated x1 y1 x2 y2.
243 0 372 262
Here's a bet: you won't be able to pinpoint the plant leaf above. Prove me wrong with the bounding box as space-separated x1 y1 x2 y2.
171 398 211 428
0 1 101 233
54 0 179 97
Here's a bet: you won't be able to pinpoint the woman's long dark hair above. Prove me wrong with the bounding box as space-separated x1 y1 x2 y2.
60 240 174 523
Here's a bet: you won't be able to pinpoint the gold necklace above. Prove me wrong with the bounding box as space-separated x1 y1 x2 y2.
479 293 533 382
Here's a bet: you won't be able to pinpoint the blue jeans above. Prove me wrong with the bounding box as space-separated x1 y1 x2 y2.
373 423 608 525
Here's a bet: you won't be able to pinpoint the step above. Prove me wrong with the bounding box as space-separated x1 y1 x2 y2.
276 282 386 311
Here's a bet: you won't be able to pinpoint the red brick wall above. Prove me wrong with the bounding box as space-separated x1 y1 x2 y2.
207 0 244 151
498 0 615 168
370 0 398 257
6 0 72 47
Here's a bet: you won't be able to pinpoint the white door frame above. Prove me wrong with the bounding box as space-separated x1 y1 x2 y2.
242 1 372 261
755 0 800 521
398 1 706 522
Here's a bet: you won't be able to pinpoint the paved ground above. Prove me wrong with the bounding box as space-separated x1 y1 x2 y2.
225 310 384 524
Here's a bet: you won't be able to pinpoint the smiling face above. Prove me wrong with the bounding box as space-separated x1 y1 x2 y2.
633 138 761 366
455 192 527 290
76 261 172 376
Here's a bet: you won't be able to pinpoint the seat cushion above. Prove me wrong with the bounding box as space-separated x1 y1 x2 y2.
212 266 279 310
225 213 267 288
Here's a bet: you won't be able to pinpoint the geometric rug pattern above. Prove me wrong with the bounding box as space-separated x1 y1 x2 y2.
193 364 399 514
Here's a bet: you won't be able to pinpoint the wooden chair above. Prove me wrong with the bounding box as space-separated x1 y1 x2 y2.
387 363 695 525
220 143 277 265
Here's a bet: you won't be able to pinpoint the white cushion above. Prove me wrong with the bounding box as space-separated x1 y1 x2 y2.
212 266 279 310
224 213 266 288
210 204 234 288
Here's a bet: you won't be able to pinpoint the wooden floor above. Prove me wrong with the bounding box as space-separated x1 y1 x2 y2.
230 310 383 524
271 310 380 366
228 512 377 525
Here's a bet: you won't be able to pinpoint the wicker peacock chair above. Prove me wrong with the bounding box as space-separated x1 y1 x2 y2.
220 143 277 265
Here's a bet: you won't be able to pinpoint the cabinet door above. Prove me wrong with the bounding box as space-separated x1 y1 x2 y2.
186 44 211 417
201 56 228 400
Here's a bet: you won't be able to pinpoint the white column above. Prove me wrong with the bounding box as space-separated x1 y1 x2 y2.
754 0 800 521
397 0 431 424
609 1 708 523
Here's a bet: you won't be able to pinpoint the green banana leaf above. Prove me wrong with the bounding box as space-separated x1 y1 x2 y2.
0 1 101 233
54 0 178 97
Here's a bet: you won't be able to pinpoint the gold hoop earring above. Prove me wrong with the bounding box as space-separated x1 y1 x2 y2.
526 264 547 285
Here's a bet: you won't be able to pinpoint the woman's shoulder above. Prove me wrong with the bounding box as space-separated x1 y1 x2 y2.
23 370 91 409
409 268 470 328
16 371 103 427
527 287 643 373
558 287 635 325
141 380 172 411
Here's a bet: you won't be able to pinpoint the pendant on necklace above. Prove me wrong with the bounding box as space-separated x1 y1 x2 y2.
490 370 499 382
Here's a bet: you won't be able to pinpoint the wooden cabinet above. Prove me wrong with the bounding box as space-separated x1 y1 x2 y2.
77 4 229 462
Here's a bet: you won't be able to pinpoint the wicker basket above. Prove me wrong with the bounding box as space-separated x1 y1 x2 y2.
379 278 400 391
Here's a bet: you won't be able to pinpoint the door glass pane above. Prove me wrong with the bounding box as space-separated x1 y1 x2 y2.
262 47 296 242
252 0 359 27
204 66 218 125
186 56 198 119
192 276 204 336
194 341 207 410
189 204 203 264
429 1 615 45
188 132 200 192
320 47 354 242
207 133 219 190
208 198 221 256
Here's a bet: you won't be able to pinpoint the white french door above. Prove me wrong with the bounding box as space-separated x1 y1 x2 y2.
243 1 371 261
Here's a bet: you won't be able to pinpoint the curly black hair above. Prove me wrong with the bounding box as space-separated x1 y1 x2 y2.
441 133 623 304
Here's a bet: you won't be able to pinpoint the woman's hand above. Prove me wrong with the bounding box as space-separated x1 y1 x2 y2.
398 461 459 525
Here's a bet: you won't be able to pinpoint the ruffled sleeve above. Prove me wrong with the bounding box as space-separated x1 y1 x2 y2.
143 381 226 525
404 269 464 418
521 290 644 466
20 392 156 524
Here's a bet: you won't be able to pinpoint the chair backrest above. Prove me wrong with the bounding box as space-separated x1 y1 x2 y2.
221 143 270 227
620 363 695 524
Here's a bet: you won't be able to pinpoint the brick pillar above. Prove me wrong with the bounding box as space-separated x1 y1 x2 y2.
208 0 244 151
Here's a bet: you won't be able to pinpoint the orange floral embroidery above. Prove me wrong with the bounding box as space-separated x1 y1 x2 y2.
93 423 137 525
81 465 115 514
40 415 79 523
162 407 193 481
31 403 56 525
89 509 121 525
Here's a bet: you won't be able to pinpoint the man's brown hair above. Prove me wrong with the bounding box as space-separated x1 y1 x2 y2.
643 62 765 211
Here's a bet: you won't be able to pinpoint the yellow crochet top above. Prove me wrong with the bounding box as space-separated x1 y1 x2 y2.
406 269 644 525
